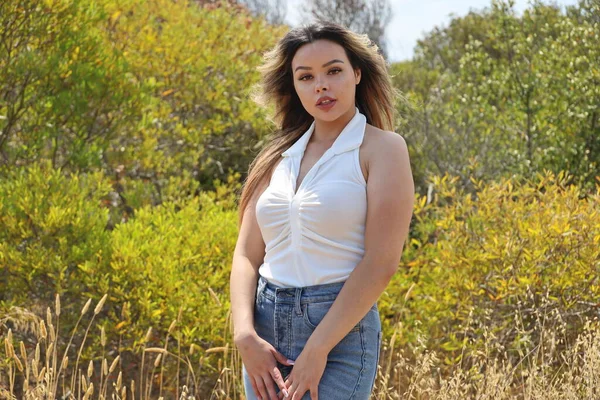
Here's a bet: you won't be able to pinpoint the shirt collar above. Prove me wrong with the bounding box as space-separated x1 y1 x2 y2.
281 106 366 157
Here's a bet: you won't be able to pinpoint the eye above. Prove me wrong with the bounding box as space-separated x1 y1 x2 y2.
299 68 342 81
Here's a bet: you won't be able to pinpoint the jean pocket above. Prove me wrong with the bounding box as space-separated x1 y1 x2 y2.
302 300 361 333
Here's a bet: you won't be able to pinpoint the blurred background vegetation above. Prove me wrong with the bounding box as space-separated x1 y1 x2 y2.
0 0 598 398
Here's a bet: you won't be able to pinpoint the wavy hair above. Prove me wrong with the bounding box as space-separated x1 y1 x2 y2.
238 20 402 226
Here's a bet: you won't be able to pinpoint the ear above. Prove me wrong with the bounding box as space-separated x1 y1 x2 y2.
355 68 361 85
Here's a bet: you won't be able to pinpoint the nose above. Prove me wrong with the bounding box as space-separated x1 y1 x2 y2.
315 75 328 92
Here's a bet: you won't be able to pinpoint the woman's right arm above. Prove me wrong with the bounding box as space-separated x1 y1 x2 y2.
230 181 267 342
230 179 293 400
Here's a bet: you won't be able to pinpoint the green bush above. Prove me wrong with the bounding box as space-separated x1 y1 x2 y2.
0 161 239 389
2 161 599 395
107 191 238 349
0 160 113 332
381 169 600 368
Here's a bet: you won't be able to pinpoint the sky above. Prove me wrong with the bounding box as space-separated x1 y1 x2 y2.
284 0 581 62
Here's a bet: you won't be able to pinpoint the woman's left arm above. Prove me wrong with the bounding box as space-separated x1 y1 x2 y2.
285 133 415 400
307 132 415 352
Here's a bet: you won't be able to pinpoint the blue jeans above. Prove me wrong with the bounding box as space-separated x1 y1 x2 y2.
242 275 382 399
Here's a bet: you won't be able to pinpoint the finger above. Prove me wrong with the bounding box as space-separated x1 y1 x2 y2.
287 381 296 400
255 375 269 400
278 376 292 399
263 372 279 400
270 365 289 399
285 376 293 398
310 385 318 400
271 348 295 366
289 382 303 400
249 376 260 399
295 386 308 400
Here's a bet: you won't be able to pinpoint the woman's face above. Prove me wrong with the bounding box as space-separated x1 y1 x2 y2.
291 39 361 122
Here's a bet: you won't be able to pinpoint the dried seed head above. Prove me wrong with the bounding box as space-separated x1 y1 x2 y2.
46 308 52 328
189 344 194 355
153 354 162 367
168 320 176 334
109 355 120 374
83 382 94 400
144 347 166 354
39 321 47 340
205 346 227 354
4 338 13 359
130 379 135 396
55 294 61 317
35 343 40 363
94 294 108 315
13 354 24 372
32 359 39 379
48 322 56 343
102 358 108 376
82 374 88 392
38 366 46 382
46 343 54 360
121 385 126 400
61 356 68 369
116 371 122 389
87 360 94 378
144 327 152 343
81 298 92 316
101 326 106 347
19 341 27 363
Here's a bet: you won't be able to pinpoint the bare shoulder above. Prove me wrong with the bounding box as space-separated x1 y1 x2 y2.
360 123 409 181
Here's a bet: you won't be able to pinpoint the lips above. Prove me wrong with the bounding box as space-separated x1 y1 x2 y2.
316 96 336 105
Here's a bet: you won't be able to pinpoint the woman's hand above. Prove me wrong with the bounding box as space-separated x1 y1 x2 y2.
279 344 327 400
235 330 295 400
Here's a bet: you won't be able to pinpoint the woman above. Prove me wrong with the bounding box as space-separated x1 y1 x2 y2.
230 20 414 400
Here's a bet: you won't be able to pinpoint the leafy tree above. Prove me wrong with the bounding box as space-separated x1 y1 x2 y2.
299 0 393 59
392 0 599 193
0 0 137 171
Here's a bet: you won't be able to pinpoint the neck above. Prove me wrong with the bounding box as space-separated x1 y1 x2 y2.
311 106 356 144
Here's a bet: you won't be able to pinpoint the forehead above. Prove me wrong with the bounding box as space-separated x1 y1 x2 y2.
292 40 347 66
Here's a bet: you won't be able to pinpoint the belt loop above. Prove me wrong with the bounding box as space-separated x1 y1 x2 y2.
294 287 303 316
256 276 266 305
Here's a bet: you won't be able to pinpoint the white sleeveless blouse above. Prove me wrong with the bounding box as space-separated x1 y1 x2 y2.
255 107 367 288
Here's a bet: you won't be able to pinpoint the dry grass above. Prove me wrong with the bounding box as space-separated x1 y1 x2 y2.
1 293 599 399
0 294 209 400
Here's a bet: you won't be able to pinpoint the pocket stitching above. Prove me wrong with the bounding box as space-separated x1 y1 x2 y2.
302 303 360 333
368 331 382 392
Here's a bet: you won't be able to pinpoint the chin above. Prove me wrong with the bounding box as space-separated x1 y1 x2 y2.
312 107 342 119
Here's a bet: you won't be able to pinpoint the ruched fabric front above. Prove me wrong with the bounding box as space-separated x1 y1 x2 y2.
255 107 368 288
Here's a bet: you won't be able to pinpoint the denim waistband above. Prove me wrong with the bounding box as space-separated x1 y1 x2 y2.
257 275 347 305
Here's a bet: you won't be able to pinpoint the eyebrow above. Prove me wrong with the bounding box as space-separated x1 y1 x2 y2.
294 59 345 73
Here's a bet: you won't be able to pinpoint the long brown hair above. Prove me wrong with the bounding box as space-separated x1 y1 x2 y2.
238 20 402 227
